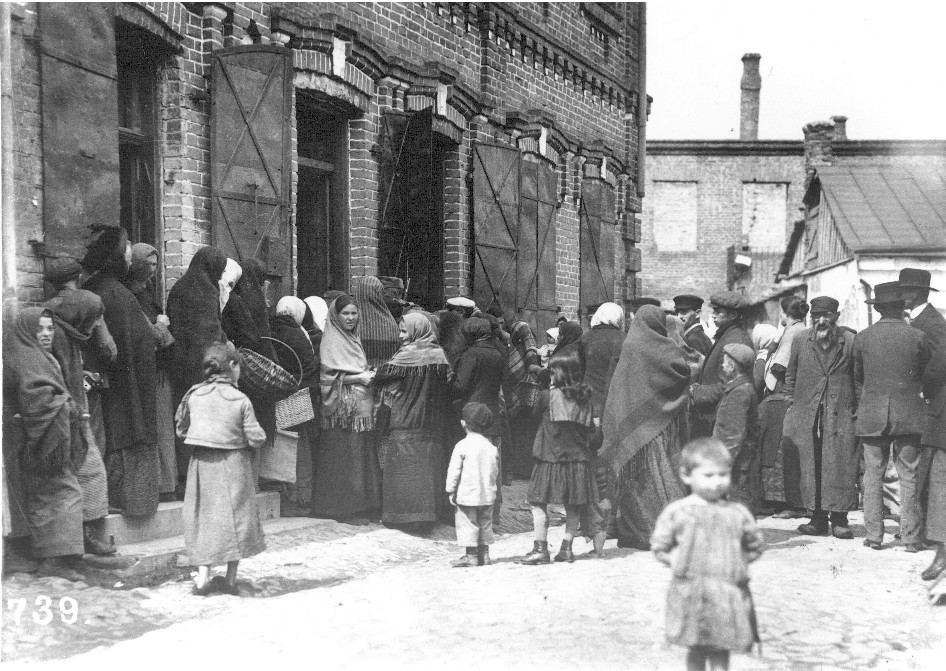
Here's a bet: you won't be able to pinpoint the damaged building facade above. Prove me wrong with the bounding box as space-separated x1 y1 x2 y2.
3 2 648 333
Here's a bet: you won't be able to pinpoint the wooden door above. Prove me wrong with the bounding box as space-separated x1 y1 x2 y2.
39 3 120 261
210 45 292 297
579 179 617 316
519 157 559 334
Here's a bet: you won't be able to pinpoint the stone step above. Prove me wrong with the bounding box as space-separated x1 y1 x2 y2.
100 491 280 546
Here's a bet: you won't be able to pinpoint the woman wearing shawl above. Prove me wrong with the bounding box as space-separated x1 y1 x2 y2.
600 304 691 550
83 226 160 517
584 303 626 418
552 321 584 363
3 308 85 577
506 320 542 479
351 276 400 369
314 295 381 524
375 313 451 526
126 243 178 499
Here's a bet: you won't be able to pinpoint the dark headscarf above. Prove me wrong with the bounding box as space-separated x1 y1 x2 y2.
233 259 271 336
3 307 82 478
82 225 129 276
462 317 492 343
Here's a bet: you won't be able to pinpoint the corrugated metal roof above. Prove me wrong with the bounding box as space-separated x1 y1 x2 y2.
818 165 946 253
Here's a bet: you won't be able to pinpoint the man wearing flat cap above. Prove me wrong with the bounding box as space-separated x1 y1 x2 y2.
781 296 859 539
690 291 753 437
446 296 477 319
854 282 931 551
673 294 712 356
898 269 946 578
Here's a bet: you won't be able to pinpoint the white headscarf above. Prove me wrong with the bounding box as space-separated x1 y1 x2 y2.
591 302 625 329
752 323 780 391
304 296 329 333
276 295 307 326
219 258 242 312
545 327 560 343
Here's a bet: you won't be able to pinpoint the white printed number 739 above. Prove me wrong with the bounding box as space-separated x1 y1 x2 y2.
6 596 78 625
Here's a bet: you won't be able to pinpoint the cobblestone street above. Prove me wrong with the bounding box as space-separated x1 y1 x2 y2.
3 482 945 670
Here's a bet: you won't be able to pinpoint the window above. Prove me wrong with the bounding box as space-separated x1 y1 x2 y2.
651 181 698 252
741 182 787 250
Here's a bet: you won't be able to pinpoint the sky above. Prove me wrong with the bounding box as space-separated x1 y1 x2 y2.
645 0 946 140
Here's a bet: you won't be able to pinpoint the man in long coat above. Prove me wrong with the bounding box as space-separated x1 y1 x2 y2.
899 269 946 578
781 296 858 539
691 291 753 437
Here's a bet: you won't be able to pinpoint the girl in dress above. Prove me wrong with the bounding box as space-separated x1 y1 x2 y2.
517 348 600 565
176 343 266 596
651 437 764 671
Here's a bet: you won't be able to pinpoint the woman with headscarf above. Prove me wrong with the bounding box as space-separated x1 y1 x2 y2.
600 304 691 550
315 295 381 524
436 309 468 369
3 308 86 578
351 276 400 369
552 321 584 363
375 313 451 527
82 225 160 517
506 320 542 479
125 243 178 499
584 303 625 418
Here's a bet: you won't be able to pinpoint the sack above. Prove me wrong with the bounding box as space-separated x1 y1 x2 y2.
239 337 300 398
275 388 315 429
259 429 298 483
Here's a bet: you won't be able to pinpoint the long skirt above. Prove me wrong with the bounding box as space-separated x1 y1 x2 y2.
106 444 160 517
184 446 265 566
76 418 108 521
24 467 84 558
615 416 687 549
286 420 320 508
759 398 789 503
381 428 443 524
155 369 178 494
311 428 381 519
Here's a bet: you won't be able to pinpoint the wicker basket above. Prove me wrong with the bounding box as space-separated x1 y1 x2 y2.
275 388 315 429
238 337 300 398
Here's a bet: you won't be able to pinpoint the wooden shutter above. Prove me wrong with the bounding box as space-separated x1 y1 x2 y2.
472 143 520 317
211 45 292 297
519 157 559 334
580 179 617 315
39 3 120 260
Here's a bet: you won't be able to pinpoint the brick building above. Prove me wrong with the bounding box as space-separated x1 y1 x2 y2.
1 2 648 333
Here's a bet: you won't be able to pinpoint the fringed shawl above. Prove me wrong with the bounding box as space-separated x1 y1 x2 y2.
351 276 400 368
600 305 691 474
319 297 373 431
386 313 449 369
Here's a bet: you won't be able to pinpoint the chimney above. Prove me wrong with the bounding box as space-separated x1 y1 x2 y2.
803 120 836 186
831 115 848 141
740 53 761 140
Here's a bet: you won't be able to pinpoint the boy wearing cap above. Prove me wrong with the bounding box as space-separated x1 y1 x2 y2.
855 282 931 551
712 343 761 512
445 403 500 568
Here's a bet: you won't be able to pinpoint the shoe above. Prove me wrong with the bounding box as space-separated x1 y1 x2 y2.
35 557 84 582
831 525 854 540
517 541 551 565
211 575 239 595
904 543 926 554
798 521 829 536
553 540 575 563
863 539 883 550
921 545 946 581
477 546 491 566
451 547 479 568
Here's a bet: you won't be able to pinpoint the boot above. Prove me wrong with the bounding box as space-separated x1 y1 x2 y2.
477 545 491 566
84 523 117 556
517 541 551 565
798 511 829 536
829 512 853 540
922 543 946 581
451 547 479 568
553 539 575 563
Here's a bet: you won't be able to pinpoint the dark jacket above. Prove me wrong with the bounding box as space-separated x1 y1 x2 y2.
683 322 713 357
583 325 625 417
781 327 859 511
713 373 760 510
691 321 753 435
854 318 930 437
269 314 320 390
911 304 946 448
453 341 506 426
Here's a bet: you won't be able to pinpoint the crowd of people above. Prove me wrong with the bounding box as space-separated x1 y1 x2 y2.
3 225 944 610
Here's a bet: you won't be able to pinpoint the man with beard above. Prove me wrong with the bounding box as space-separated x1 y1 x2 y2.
690 291 753 437
855 282 931 551
673 294 712 356
781 296 858 539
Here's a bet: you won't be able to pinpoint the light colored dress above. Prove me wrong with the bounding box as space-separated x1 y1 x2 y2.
651 494 764 652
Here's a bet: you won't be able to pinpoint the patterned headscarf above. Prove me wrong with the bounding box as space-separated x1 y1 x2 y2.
351 276 400 368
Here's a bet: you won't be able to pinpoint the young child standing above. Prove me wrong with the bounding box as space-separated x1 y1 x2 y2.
712 343 760 513
176 342 267 595
518 348 601 565
445 402 499 568
652 438 764 671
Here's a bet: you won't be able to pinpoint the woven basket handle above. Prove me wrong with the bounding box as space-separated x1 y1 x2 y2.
261 336 303 388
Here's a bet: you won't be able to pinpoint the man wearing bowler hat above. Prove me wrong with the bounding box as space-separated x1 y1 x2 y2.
899 269 946 578
690 291 753 437
673 294 713 356
855 282 931 551
781 296 859 538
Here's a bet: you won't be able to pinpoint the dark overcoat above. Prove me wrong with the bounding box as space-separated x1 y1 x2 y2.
691 321 753 436
781 328 858 511
452 341 506 433
683 323 713 357
583 325 625 416
911 304 946 448
853 318 929 437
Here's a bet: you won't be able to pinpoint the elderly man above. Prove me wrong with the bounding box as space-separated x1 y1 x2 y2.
781 296 858 539
673 294 713 356
856 281 931 551
690 291 753 437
